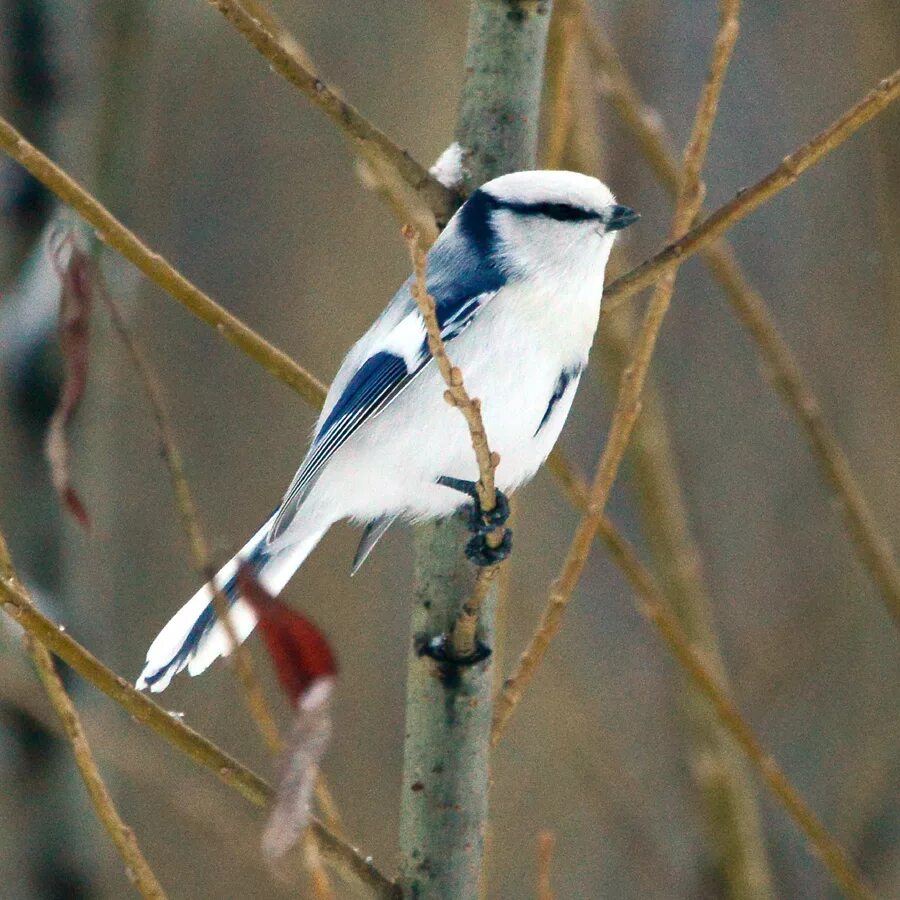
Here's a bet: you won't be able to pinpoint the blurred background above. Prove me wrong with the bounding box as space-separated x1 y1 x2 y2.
0 1 897 897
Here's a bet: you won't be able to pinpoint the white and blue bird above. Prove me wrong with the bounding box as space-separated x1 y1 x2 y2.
136 170 638 692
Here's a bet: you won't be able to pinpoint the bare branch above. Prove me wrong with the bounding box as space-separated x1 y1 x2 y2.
603 69 900 311
495 467 875 899
99 277 282 753
580 2 900 627
536 831 556 900
0 114 328 409
24 636 168 898
513 0 742 750
404 226 506 658
0 537 167 898
542 9 579 170
204 0 458 226
0 551 399 899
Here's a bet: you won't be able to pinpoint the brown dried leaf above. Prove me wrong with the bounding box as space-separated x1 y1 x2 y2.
45 239 95 529
263 676 335 863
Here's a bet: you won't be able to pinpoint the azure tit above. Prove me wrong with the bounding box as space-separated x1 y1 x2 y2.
137 170 638 692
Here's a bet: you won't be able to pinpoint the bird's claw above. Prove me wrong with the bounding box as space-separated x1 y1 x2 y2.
465 528 512 567
436 475 512 566
436 475 511 534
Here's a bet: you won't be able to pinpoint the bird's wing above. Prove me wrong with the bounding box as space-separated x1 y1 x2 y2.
269 246 507 542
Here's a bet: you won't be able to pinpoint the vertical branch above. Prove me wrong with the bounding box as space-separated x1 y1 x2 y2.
604 307 775 899
546 7 774 891
579 6 900 623
398 2 553 896
24 637 168 899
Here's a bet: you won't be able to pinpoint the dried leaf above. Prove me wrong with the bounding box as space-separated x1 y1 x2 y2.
263 676 335 862
234 567 339 862
44 238 95 528
236 565 337 703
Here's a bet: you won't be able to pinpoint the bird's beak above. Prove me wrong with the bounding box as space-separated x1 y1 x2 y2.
606 205 640 231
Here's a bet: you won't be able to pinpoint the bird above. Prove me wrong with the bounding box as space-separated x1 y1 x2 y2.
136 170 638 692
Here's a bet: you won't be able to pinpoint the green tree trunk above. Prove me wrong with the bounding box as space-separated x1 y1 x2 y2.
398 3 553 898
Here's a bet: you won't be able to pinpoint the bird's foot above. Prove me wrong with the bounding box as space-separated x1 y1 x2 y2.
465 529 512 567
436 476 512 567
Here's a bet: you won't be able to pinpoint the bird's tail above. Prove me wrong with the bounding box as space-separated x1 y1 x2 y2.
136 517 326 692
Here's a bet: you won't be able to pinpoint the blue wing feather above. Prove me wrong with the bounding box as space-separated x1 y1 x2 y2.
269 218 509 541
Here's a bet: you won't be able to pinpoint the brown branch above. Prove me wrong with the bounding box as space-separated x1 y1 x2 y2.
24 635 168 899
708 248 900 624
0 555 399 899
580 3 900 628
542 9 579 170
0 114 328 410
495 466 875 899
0 537 167 898
404 226 506 658
551 16 774 890
536 831 556 900
504 0 742 736
204 0 458 227
4 62 896 431
602 68 900 311
99 280 282 754
601 522 876 900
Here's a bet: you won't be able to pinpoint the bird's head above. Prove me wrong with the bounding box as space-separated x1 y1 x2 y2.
453 170 638 282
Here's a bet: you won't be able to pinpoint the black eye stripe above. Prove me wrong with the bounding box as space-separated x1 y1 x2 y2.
501 200 600 221
491 196 601 222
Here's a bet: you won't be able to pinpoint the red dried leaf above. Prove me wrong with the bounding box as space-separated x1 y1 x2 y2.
235 566 339 862
45 238 95 529
236 565 337 704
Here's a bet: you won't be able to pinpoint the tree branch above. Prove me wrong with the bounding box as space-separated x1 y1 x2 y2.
0 533 166 897
0 552 399 899
99 278 282 755
493 464 875 899
404 226 507 659
521 0 740 730
546 7 774 892
578 0 900 628
602 69 900 311
24 634 168 899
0 114 328 409
398 3 553 896
204 0 459 227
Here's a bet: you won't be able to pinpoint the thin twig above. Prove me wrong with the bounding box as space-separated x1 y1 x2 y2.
602 68 900 311
579 3 900 628
536 831 556 900
99 278 282 754
237 0 319 76
404 226 506 659
0 559 399 899
552 17 774 893
24 636 168 898
204 0 458 226
3 65 897 420
504 0 741 741
0 114 328 409
0 537 167 899
542 9 579 170
598 525 876 900
494 467 875 899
